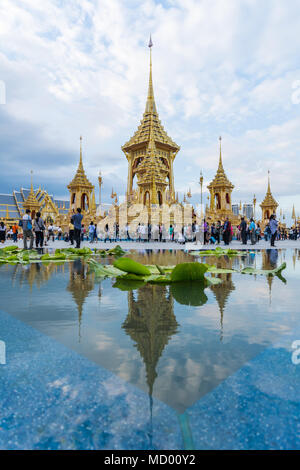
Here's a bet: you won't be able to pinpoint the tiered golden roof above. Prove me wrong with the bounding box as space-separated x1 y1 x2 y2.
23 172 41 211
135 125 169 187
207 137 234 190
67 137 93 191
122 47 179 153
260 171 278 209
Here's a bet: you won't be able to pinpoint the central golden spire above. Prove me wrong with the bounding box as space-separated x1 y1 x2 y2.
122 37 180 206
145 35 156 114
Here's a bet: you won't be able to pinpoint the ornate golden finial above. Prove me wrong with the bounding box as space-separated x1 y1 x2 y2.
267 169 271 193
79 136 83 168
30 170 34 192
145 35 156 114
218 136 223 168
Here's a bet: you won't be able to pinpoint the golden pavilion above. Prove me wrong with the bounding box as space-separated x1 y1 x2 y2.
205 137 240 224
259 171 278 225
122 37 180 207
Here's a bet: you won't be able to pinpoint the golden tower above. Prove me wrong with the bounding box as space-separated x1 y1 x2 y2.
67 136 94 213
260 171 278 223
206 137 235 221
23 171 41 218
122 37 180 206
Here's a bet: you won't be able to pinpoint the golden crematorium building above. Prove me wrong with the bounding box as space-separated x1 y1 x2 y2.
0 39 286 229
122 37 180 207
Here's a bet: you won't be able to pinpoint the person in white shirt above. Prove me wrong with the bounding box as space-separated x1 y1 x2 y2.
22 209 33 250
47 224 54 242
0 222 6 244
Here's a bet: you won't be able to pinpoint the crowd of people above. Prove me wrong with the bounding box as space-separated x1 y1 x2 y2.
0 209 299 249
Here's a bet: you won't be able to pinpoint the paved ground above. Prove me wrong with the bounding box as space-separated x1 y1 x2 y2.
2 238 300 251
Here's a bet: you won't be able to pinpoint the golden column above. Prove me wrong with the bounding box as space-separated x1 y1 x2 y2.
199 170 204 220
253 194 256 220
292 204 296 227
98 171 103 214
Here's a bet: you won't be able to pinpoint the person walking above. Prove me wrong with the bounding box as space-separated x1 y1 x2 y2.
223 218 231 245
249 218 256 245
93 223 98 242
169 224 174 242
269 214 278 247
12 223 18 243
22 209 34 250
71 208 83 249
34 212 45 248
216 221 221 244
69 219 74 245
203 219 208 245
0 222 6 244
47 223 54 242
89 221 96 243
240 217 247 245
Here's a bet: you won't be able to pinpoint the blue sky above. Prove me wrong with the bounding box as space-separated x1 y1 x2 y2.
0 0 300 223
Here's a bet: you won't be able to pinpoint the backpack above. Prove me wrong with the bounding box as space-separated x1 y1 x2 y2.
19 219 23 228
27 220 32 230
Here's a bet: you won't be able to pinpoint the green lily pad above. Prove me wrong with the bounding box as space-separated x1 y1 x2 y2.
88 260 124 278
2 245 19 252
170 262 208 282
206 266 237 274
205 276 224 286
107 245 126 257
241 262 286 276
113 257 151 276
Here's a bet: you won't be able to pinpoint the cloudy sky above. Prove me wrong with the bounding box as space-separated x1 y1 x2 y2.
0 0 299 222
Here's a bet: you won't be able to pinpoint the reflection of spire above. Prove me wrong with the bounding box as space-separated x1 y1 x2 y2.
122 285 178 398
67 260 95 342
263 250 278 306
208 256 235 341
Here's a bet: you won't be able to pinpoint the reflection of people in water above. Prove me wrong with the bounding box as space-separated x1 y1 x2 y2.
268 248 278 268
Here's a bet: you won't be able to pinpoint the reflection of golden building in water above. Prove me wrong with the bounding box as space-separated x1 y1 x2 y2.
206 256 235 341
11 262 63 290
122 284 178 396
67 260 96 338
